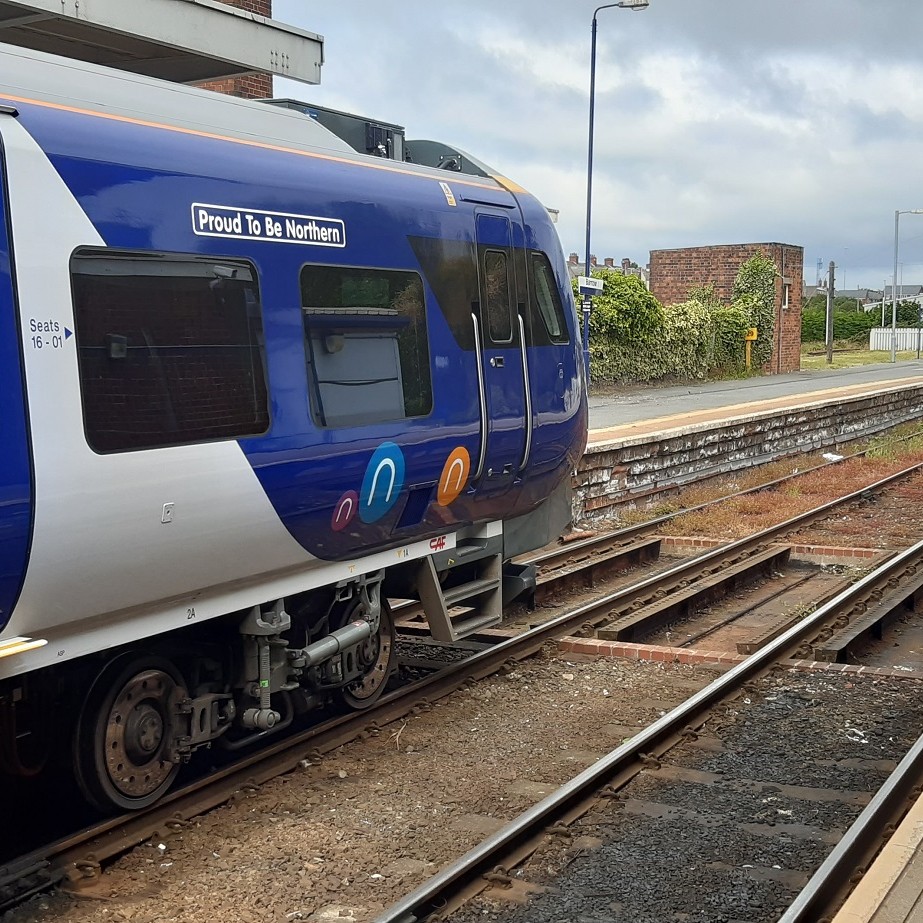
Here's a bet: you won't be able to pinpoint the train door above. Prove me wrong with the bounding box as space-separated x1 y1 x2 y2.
471 212 526 495
0 132 34 633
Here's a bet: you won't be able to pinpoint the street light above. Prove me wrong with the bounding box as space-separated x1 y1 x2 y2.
891 208 923 362
582 0 650 379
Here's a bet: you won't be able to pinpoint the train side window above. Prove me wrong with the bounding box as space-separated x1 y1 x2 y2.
70 250 270 453
530 253 570 344
483 249 513 343
407 236 478 351
300 265 432 428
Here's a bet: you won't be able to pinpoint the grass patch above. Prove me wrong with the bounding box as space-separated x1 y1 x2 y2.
673 450 923 540
864 422 923 460
800 343 921 370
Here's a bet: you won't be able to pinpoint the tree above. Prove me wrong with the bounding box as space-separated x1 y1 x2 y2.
803 293 864 313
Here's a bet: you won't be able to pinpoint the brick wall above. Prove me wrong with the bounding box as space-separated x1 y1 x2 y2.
649 242 804 374
196 0 272 99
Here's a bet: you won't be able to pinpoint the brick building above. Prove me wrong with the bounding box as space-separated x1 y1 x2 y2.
198 0 273 99
649 242 803 374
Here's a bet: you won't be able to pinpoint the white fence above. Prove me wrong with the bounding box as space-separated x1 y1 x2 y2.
869 327 923 351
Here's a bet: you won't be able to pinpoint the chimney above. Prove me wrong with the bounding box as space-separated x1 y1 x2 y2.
568 252 579 264
604 258 614 268
621 258 631 272
590 255 597 266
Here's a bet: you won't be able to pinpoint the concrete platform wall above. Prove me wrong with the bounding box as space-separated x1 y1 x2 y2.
576 382 923 523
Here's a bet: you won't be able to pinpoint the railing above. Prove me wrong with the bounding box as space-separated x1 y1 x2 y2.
869 326 923 351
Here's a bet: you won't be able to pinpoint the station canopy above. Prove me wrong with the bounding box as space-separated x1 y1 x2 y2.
0 0 323 84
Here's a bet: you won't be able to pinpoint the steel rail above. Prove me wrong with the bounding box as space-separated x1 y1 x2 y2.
8 605 562 905
527 454 923 574
401 455 923 630
515 457 923 639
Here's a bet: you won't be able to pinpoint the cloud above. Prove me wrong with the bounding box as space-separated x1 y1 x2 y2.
273 0 923 286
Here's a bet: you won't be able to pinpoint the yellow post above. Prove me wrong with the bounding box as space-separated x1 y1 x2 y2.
744 328 758 369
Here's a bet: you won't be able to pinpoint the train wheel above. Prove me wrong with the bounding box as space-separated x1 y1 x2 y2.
74 655 187 811
340 601 396 710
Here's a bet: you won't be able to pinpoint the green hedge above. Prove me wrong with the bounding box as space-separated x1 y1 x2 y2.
573 256 774 383
801 301 923 343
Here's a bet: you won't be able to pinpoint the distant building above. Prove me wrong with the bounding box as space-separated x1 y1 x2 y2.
862 287 923 317
649 242 803 375
804 286 889 305
566 252 650 288
804 285 923 316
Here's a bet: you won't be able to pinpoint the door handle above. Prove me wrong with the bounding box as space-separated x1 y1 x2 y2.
489 356 505 368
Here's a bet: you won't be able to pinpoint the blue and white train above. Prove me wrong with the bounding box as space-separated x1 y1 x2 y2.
0 44 587 810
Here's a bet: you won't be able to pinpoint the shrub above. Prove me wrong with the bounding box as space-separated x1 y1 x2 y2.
572 269 665 346
834 311 876 341
711 302 751 372
661 299 714 379
801 309 826 342
802 298 922 343
800 307 912 344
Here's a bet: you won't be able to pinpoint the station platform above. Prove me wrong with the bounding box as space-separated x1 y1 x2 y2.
587 359 923 434
589 373 923 445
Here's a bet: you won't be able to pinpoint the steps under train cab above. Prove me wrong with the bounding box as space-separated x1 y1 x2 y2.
414 532 536 643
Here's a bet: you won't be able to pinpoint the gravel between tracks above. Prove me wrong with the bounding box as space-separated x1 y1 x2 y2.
449 670 922 923
6 653 724 923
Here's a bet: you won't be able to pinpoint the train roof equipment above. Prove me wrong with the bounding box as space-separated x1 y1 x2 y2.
262 98 504 183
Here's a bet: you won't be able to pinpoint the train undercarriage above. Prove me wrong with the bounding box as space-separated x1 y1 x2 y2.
0 533 538 812
0 571 397 811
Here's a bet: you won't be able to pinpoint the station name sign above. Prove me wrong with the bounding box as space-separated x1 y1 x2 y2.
577 275 604 296
191 203 346 247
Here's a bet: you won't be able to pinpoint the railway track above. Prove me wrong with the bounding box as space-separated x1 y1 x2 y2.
377 537 923 923
397 436 923 624
4 454 923 913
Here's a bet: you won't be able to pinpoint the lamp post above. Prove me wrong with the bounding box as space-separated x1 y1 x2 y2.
582 0 650 380
891 209 923 362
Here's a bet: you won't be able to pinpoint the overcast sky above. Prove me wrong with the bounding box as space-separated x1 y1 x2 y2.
274 1 923 292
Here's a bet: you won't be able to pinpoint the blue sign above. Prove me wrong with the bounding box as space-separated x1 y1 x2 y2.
359 443 405 523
